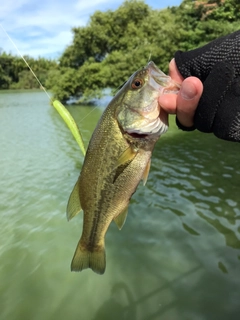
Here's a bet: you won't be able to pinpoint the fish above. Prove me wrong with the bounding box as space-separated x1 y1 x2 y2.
67 61 180 274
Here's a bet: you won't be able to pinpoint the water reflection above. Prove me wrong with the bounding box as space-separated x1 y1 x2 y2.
198 211 240 249
93 283 136 320
218 261 228 274
1 92 240 320
125 266 201 320
149 129 240 264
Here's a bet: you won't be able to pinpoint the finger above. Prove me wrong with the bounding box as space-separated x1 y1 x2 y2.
159 93 177 114
169 58 184 83
158 58 183 114
176 77 203 128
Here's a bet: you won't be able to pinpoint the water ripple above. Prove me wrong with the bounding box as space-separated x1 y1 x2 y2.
1 93 240 320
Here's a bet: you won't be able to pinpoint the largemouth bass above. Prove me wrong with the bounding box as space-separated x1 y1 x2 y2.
67 61 180 274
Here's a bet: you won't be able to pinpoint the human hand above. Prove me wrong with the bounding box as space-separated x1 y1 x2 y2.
160 30 240 142
159 59 203 129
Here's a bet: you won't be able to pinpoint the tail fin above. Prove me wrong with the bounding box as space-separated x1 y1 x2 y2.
71 241 106 275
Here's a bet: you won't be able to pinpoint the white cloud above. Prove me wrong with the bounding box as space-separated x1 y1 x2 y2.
0 0 28 17
0 0 85 58
23 31 74 59
0 0 182 58
75 0 121 11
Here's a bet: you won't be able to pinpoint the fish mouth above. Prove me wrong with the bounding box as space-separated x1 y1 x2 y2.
148 61 170 87
121 104 168 138
127 132 149 139
124 117 168 138
147 61 180 93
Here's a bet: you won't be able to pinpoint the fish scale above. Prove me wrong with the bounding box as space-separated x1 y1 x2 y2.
67 61 180 274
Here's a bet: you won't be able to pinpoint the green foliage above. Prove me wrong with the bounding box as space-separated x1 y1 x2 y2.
59 0 151 69
172 0 240 50
1 0 239 102
49 0 240 103
202 0 240 21
0 65 11 89
45 68 80 102
0 53 57 90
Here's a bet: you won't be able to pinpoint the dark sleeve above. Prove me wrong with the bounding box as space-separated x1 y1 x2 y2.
174 30 240 81
173 30 240 142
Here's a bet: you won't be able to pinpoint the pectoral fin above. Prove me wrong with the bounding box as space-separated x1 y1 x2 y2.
142 159 151 186
113 146 138 183
114 206 129 230
117 146 138 167
67 178 82 221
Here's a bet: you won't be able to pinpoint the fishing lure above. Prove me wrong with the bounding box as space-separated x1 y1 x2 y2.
52 100 86 156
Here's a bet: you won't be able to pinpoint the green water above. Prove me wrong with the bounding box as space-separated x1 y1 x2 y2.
0 91 240 320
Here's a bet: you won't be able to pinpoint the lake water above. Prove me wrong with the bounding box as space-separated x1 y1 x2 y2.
0 91 240 320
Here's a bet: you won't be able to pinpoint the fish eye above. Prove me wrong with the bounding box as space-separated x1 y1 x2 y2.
132 78 143 89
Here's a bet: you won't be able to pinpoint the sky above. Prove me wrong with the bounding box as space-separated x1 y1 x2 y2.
0 0 182 59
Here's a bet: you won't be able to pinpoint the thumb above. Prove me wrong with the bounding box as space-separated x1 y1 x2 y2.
176 77 203 129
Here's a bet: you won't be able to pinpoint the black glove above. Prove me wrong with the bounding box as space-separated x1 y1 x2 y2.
174 30 240 142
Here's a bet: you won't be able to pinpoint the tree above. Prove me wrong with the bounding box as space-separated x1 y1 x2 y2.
2 0 239 99
50 0 179 102
0 52 57 90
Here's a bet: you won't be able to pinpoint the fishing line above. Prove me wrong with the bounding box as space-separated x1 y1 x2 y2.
0 23 86 156
79 105 98 122
0 23 51 100
1 23 96 123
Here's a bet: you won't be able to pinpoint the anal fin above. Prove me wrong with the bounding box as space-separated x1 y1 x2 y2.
114 206 129 230
142 159 151 186
67 178 82 221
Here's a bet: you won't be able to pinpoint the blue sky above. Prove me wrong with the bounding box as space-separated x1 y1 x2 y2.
0 0 182 59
